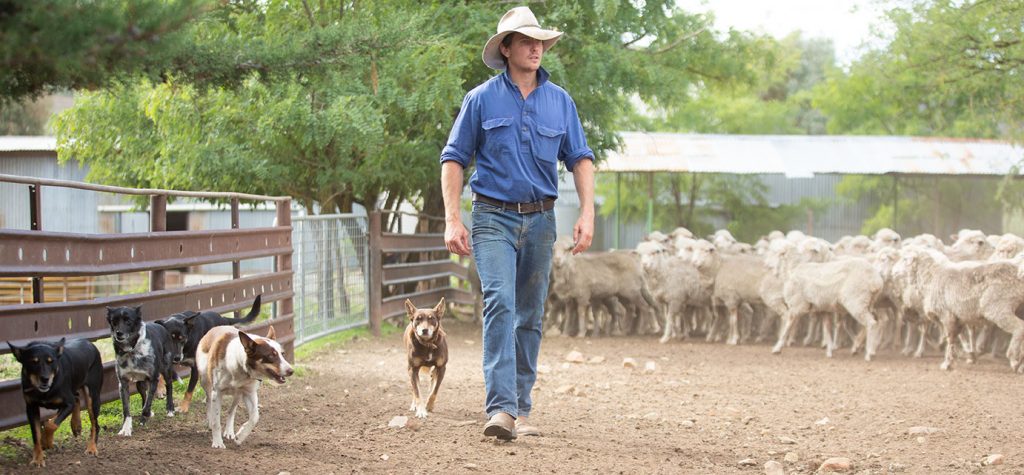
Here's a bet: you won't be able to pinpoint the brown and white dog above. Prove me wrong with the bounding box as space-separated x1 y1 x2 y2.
196 325 293 449
404 298 448 418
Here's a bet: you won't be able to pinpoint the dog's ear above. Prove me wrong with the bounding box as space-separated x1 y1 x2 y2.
183 313 200 327
265 325 276 340
238 331 256 352
134 305 143 315
405 299 417 320
155 319 166 327
7 342 22 362
434 297 446 319
54 337 65 357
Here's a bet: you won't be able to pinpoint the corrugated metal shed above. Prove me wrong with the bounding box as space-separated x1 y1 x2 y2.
603 133 1024 178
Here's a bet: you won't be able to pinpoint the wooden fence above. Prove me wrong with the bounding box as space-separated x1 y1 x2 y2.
367 211 473 336
0 174 294 431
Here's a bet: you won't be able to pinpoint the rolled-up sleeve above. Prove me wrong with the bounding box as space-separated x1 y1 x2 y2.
559 98 594 172
440 92 479 168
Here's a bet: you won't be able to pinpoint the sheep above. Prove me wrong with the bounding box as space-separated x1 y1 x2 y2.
712 254 770 345
892 247 1024 372
551 239 657 337
637 240 708 344
990 234 1024 261
771 254 885 360
947 229 994 261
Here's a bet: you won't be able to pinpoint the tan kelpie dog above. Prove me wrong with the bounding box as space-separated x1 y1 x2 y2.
404 298 448 418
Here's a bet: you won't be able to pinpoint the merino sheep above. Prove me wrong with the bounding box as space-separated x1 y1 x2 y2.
892 247 1024 372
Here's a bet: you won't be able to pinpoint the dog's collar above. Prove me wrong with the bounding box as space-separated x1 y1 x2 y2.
413 332 439 351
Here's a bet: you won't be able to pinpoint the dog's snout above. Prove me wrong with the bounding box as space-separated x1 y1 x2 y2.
285 367 294 377
420 328 430 336
115 331 124 339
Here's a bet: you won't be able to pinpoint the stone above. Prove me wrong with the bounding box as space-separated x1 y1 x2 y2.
738 458 757 467
555 384 576 395
816 417 830 426
778 436 797 445
887 462 907 472
784 452 799 463
464 463 478 470
983 454 1004 466
623 357 638 368
379 454 390 461
560 362 571 370
537 364 552 374
818 457 852 472
907 426 940 435
387 416 408 428
588 356 606 364
681 420 695 428
565 350 586 363
643 412 660 420
764 460 785 475
454 420 476 427
916 436 926 444
643 361 657 374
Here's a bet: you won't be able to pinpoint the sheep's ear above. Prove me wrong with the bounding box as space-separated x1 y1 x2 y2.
405 299 417 320
433 297 446 319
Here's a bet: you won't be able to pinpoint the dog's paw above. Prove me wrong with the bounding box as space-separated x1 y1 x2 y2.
409 401 418 412
117 417 133 437
166 411 175 418
223 429 236 441
137 415 149 426
211 440 225 449
415 406 429 418
29 453 45 467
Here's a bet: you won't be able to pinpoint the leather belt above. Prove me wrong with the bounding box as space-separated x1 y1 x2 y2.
473 193 555 214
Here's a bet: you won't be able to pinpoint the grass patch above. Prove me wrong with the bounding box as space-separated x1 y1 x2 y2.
293 323 400 361
0 378 204 465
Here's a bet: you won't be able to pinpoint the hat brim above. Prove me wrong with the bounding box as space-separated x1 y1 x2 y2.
482 27 563 70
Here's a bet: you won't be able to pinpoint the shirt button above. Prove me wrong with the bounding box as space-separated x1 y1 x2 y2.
522 127 528 132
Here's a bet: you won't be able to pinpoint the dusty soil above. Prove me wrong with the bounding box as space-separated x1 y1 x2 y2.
3 321 1023 474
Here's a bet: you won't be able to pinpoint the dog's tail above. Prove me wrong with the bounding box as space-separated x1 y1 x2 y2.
218 295 262 326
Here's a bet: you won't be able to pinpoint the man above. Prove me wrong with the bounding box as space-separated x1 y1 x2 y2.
440 6 595 441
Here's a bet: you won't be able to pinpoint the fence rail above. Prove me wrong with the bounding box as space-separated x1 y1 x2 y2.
368 211 473 334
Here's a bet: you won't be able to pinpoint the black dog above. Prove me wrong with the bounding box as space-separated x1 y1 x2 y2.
157 294 262 413
7 338 103 467
106 305 176 437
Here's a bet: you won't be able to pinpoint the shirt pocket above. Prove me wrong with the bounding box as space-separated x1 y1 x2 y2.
534 124 565 164
482 117 514 159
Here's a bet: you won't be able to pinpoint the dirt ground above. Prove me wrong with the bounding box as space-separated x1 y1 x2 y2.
2 320 1022 474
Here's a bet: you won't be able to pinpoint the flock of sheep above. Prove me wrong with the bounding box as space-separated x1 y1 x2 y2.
546 227 1024 374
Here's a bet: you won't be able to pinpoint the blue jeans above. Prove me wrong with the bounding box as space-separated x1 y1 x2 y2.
471 201 556 419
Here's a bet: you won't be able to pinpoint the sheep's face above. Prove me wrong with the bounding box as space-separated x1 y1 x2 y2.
635 241 667 271
891 251 918 281
952 233 994 259
690 241 718 270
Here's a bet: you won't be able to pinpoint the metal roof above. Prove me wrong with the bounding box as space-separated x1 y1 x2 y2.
0 136 56 153
601 132 1024 178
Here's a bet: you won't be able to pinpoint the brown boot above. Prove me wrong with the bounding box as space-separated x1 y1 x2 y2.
515 416 541 437
483 412 516 440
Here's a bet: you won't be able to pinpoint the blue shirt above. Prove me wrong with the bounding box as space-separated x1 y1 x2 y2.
440 67 593 203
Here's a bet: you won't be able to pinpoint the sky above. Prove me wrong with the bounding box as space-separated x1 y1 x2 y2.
677 0 891 65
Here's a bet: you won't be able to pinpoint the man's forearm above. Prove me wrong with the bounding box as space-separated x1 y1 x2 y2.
572 158 595 216
441 161 466 222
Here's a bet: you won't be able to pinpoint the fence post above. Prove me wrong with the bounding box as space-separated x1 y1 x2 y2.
231 197 241 318
368 210 382 337
150 194 166 292
276 199 294 359
28 184 43 303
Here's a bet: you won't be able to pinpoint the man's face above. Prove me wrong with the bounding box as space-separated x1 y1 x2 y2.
501 33 543 73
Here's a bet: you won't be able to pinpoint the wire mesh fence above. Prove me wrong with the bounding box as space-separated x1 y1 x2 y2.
292 214 369 346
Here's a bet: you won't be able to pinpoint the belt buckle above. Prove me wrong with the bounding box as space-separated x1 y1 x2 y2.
517 202 524 214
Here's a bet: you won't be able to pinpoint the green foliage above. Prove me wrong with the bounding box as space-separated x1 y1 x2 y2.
0 98 46 134
0 0 212 102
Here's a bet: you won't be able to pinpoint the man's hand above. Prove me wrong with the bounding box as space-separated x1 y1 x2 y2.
445 218 472 256
571 211 594 255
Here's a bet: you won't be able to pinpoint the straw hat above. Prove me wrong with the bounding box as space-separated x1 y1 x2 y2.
482 6 563 70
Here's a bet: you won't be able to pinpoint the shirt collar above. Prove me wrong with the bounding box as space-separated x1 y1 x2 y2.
501 66 550 91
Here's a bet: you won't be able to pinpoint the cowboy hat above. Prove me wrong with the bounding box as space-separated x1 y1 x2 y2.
482 6 563 71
